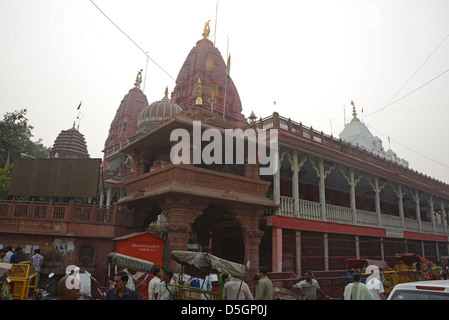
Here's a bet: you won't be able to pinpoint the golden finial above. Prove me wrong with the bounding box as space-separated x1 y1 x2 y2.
164 86 169 98
134 69 143 88
202 20 211 38
195 78 203 105
350 100 360 123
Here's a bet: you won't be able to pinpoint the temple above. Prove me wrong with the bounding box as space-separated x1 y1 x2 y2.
1 22 449 289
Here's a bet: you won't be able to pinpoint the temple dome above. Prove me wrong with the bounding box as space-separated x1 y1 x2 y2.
50 125 90 159
339 104 409 167
137 88 182 132
103 72 149 155
171 35 247 127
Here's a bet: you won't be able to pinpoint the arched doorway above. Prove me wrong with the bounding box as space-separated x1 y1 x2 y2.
191 205 245 264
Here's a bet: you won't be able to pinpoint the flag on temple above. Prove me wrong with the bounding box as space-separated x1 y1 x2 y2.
226 54 231 78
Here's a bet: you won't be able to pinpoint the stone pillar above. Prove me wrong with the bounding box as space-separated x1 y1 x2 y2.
272 226 283 272
429 194 436 234
318 158 326 221
374 177 382 227
295 231 302 277
380 239 385 261
397 184 405 231
439 199 448 235
161 196 208 271
349 168 357 223
324 233 329 271
106 187 112 206
273 159 281 215
355 236 360 259
292 151 299 214
233 205 265 281
413 190 422 232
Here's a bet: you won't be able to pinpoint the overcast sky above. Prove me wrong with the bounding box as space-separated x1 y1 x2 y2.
1 0 449 183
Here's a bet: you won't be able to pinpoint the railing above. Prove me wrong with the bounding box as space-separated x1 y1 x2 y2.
256 113 449 197
278 196 448 237
0 199 134 227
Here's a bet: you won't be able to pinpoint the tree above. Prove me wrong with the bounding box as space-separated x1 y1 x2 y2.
0 109 50 168
0 109 51 199
0 165 12 200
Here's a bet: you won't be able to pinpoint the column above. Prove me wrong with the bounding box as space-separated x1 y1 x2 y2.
429 195 436 234
349 168 357 223
397 184 405 231
374 177 382 227
295 231 302 277
106 187 112 206
439 199 448 235
380 238 385 261
413 190 422 232
272 227 283 272
324 233 329 271
161 196 208 272
233 205 265 281
318 158 326 221
273 159 281 215
292 151 299 215
355 236 360 259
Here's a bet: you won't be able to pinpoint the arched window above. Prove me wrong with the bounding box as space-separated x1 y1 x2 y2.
78 244 95 267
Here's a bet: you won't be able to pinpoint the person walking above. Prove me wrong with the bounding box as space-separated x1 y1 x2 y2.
9 247 22 264
3 246 13 263
105 271 144 300
255 266 273 300
365 273 385 300
148 266 162 300
223 276 254 300
157 270 174 300
292 270 330 300
343 272 373 300
31 249 44 288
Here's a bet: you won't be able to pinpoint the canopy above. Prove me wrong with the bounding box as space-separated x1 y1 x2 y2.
107 252 154 273
395 253 433 267
0 262 13 278
170 251 246 279
345 259 388 269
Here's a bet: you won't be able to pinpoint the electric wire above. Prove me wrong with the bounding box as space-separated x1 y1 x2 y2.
366 33 449 122
89 0 176 82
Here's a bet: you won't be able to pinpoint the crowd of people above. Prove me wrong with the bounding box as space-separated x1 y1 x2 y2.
1 245 44 300
0 245 388 301
102 265 275 301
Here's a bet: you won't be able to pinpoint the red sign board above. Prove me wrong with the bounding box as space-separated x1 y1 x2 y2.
114 232 166 266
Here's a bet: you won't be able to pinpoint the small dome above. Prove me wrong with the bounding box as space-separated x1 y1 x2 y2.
137 87 182 132
51 124 90 159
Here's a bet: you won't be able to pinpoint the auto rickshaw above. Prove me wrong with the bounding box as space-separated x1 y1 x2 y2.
169 250 247 300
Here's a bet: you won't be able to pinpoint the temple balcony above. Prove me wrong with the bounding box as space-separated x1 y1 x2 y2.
118 163 274 208
273 196 448 237
0 199 136 238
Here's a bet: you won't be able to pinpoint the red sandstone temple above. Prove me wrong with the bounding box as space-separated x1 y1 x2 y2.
1 23 449 288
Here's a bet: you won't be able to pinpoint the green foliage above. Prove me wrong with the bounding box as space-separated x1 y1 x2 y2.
0 164 13 200
0 109 32 167
0 109 50 167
